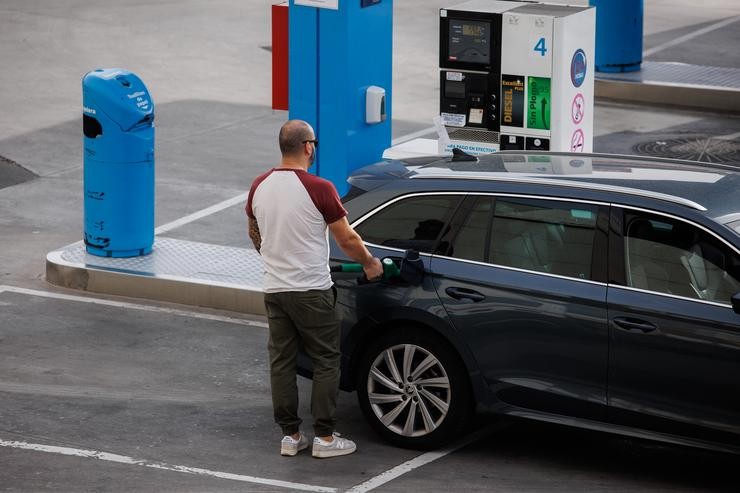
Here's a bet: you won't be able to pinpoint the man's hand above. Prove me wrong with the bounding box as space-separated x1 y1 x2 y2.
363 257 384 281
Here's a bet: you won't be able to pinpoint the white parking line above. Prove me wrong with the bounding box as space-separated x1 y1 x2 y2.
643 16 740 57
345 424 499 493
0 439 336 493
154 192 248 235
0 285 267 328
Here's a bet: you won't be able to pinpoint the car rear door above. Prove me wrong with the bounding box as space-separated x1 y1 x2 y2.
432 194 610 419
606 206 740 446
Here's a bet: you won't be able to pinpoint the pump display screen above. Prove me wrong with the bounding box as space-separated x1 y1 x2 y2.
447 19 490 64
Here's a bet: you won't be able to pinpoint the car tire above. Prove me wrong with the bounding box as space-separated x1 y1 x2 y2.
356 327 473 449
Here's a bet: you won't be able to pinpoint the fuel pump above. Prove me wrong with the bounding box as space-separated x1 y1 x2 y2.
439 0 595 155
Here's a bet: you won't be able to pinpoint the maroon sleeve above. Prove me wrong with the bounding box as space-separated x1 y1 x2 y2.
295 171 348 224
246 170 273 219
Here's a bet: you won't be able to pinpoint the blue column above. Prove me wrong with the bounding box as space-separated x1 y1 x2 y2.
590 0 643 73
289 0 393 196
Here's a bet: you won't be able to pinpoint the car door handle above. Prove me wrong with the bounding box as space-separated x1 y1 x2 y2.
613 317 658 333
445 287 486 302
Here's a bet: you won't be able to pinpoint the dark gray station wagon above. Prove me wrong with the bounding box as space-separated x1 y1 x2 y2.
301 152 740 452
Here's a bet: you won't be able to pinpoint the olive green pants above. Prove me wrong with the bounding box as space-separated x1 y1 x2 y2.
263 287 340 437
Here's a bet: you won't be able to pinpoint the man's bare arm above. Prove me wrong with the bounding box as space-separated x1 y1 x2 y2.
248 216 262 253
328 217 383 279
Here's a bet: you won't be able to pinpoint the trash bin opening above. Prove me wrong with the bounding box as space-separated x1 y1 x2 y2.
115 75 132 88
131 113 154 130
83 115 103 139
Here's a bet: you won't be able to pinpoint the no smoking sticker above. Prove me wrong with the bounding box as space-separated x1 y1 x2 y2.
571 129 585 152
571 93 585 124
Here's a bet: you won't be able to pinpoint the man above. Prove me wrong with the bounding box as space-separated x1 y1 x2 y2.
246 120 383 458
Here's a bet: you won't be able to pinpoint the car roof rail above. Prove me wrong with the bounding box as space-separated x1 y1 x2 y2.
408 173 708 211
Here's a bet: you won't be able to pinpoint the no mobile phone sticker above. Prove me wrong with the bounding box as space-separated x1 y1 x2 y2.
572 93 585 124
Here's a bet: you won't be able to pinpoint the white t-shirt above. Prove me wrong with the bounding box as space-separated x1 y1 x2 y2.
246 168 347 293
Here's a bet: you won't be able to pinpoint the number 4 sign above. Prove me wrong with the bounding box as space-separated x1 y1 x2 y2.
534 37 547 56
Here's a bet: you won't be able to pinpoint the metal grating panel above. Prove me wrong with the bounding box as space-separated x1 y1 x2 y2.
447 128 500 144
634 136 740 164
597 61 740 90
58 237 264 290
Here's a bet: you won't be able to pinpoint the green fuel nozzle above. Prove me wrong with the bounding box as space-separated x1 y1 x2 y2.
381 257 401 278
330 257 401 281
330 250 424 286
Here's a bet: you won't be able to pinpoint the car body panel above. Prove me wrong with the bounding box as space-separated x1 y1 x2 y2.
431 255 609 421
606 286 740 445
328 242 490 400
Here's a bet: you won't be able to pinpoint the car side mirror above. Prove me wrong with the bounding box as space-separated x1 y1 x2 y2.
732 292 740 315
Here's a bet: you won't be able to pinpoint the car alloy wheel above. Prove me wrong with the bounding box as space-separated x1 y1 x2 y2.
367 343 451 438
356 328 472 449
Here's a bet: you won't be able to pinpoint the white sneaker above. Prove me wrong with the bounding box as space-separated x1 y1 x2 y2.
312 432 357 458
281 433 309 456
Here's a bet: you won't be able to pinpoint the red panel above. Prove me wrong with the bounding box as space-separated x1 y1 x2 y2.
272 2 289 111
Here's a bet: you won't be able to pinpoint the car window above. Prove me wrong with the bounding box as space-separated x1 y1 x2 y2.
445 196 599 280
488 198 599 280
354 194 462 253
624 212 740 304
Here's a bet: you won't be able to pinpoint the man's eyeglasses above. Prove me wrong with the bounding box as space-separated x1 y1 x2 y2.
302 139 318 148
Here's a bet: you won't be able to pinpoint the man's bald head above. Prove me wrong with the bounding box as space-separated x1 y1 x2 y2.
279 120 314 157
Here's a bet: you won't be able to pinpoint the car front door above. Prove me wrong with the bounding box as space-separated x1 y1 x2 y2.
607 207 740 446
432 194 610 420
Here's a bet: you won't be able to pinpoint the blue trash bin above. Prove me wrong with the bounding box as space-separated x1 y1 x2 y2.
590 0 643 73
82 68 155 257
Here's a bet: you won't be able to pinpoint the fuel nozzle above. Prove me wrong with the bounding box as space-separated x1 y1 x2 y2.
381 257 401 279
330 250 423 285
330 256 400 281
